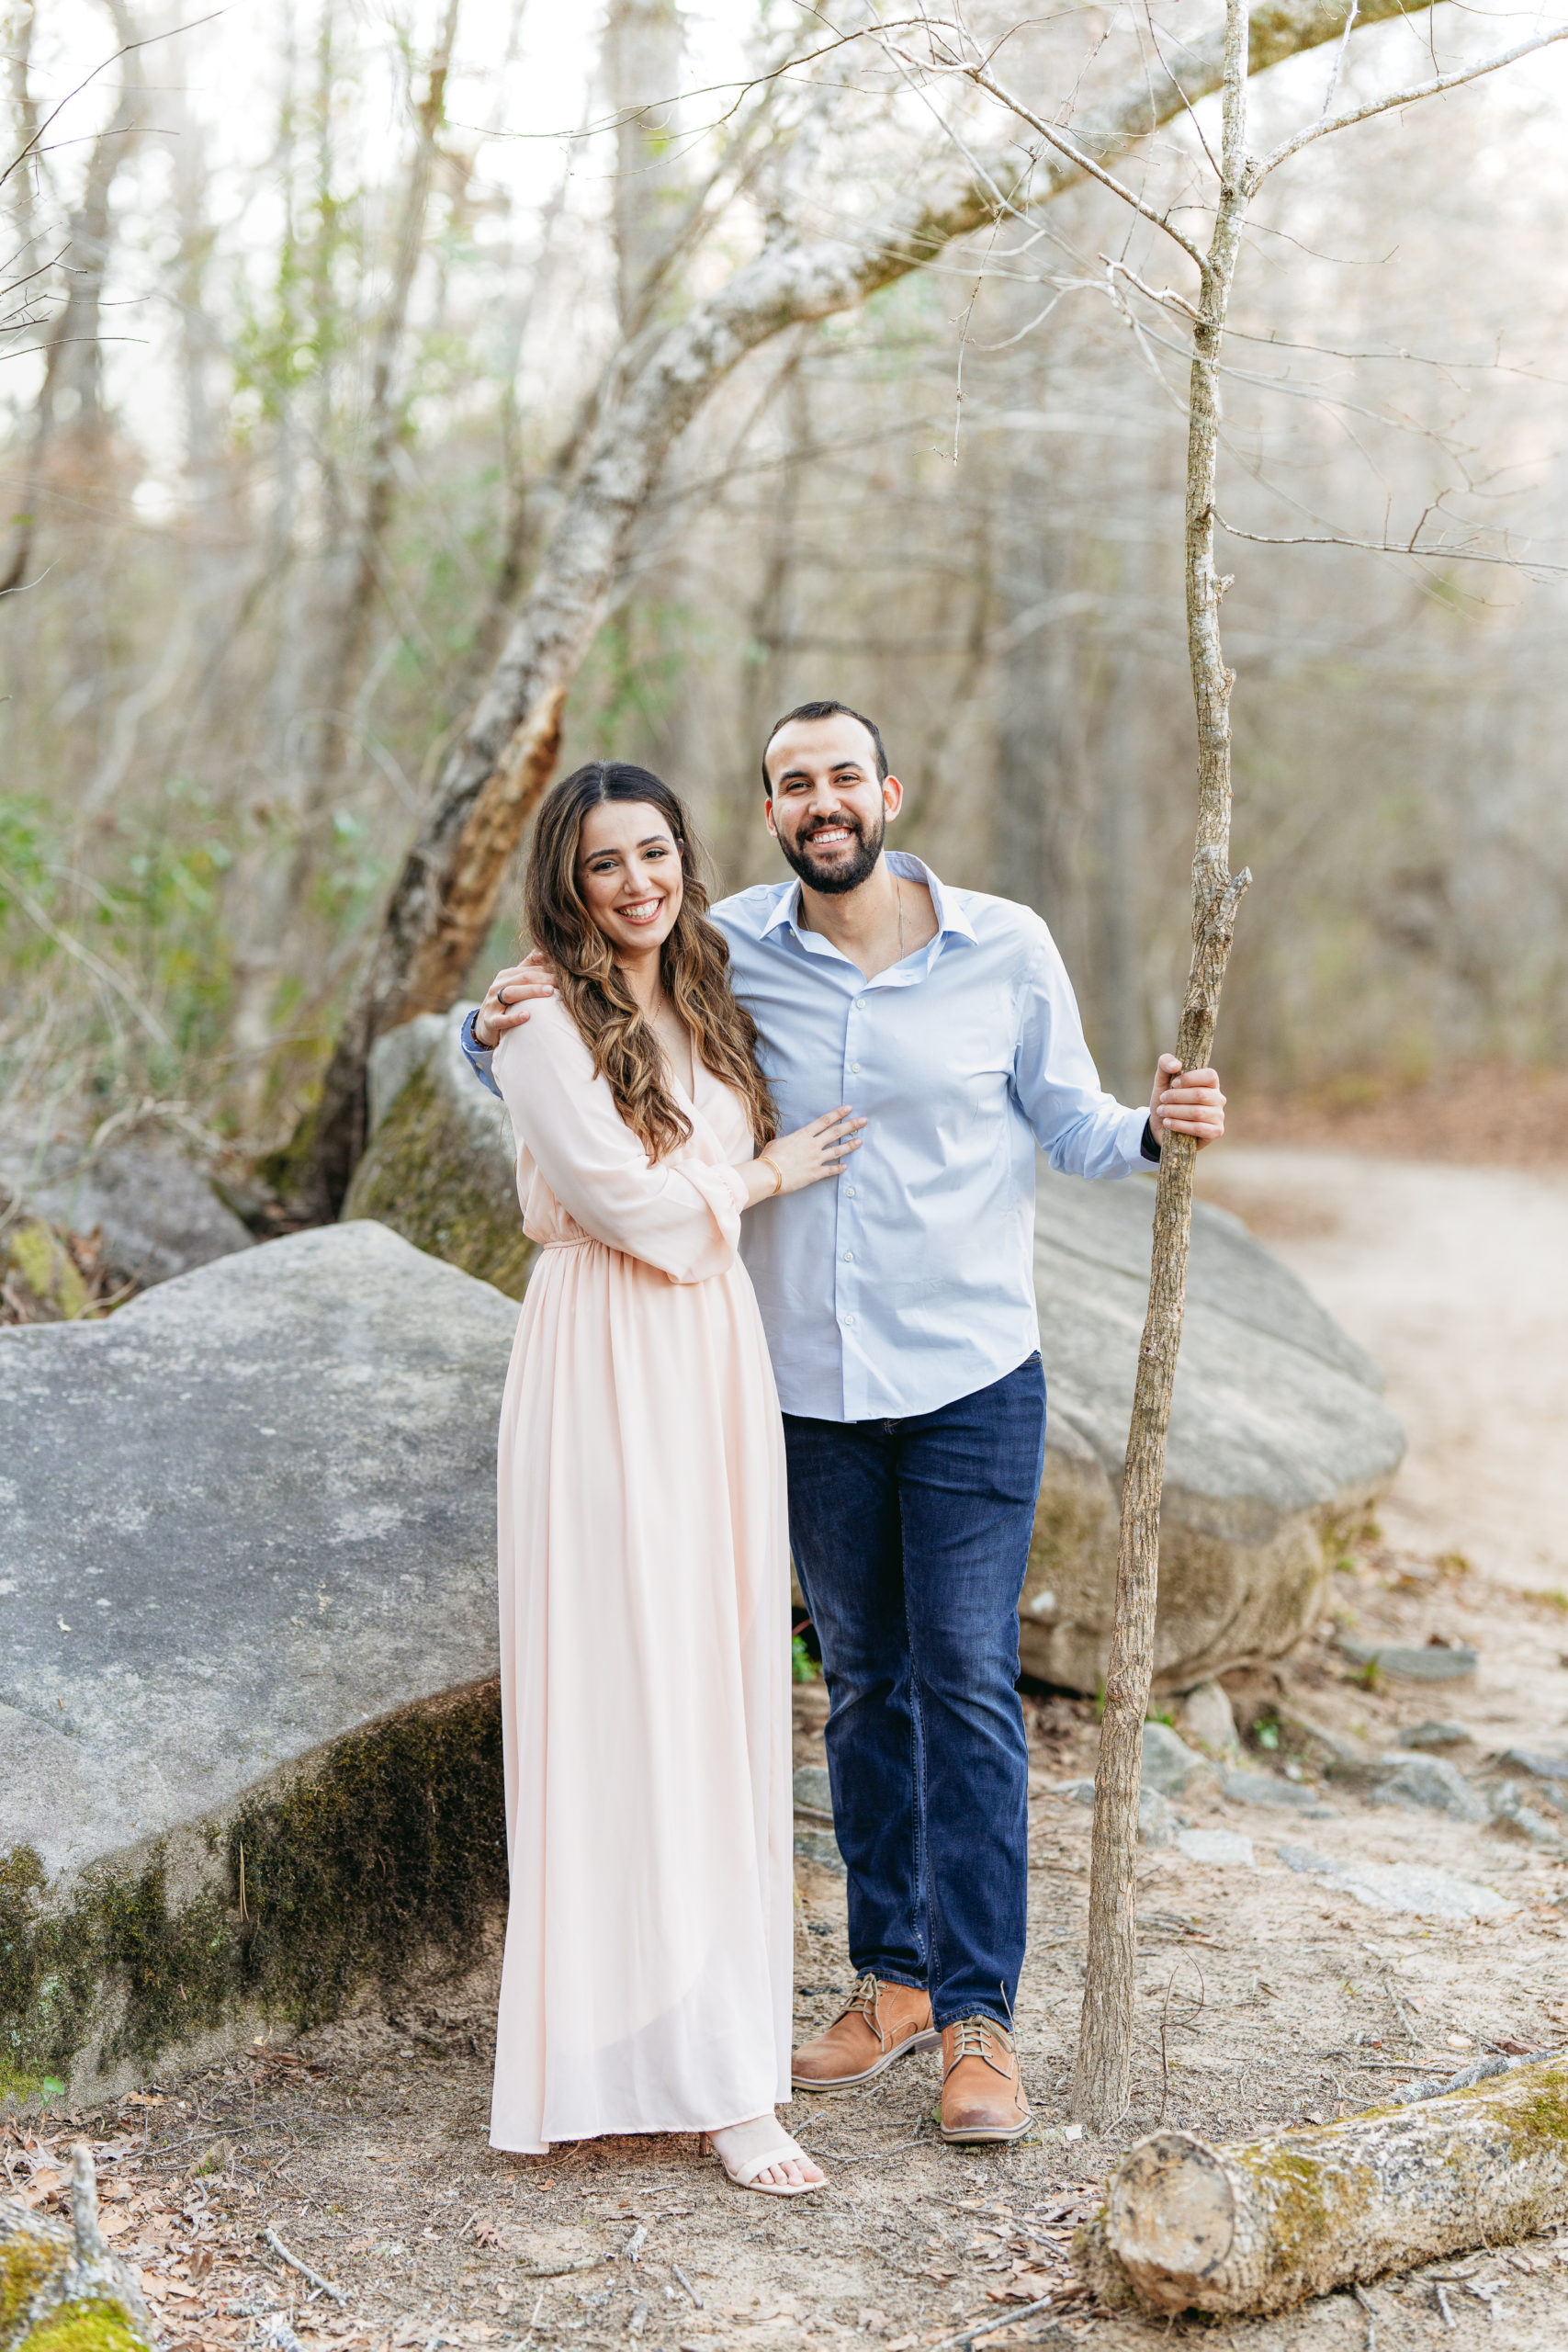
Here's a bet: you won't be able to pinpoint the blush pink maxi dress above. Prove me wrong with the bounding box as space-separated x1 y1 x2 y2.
487 998 794 2154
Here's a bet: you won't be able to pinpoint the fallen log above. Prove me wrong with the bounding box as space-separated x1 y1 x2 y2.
1077 2050 1568 2316
1 2146 153 2352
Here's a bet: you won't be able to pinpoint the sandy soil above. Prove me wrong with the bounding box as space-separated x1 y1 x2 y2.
9 1149 1568 2352
1195 1149 1568 1595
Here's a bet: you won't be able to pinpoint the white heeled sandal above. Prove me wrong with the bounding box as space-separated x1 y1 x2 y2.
703 2119 826 2198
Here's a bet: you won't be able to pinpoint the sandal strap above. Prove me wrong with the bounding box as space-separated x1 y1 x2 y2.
728 2134 807 2188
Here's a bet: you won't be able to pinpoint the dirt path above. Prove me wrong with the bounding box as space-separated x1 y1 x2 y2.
9 1151 1568 2352
1195 1149 1568 1595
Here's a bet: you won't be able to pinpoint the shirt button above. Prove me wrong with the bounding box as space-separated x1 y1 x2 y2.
845 1186 856 1198
842 1250 853 1262
851 1061 861 1073
843 1313 857 1327
854 997 865 1010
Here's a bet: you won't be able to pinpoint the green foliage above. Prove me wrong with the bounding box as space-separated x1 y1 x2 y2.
791 1635 818 1684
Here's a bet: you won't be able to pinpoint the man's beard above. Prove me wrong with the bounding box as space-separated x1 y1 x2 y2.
777 805 886 896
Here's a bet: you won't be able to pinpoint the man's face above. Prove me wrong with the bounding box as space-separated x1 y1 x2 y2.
763 714 902 896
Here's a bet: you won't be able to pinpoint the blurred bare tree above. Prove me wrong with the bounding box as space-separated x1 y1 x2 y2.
1 0 1564 1202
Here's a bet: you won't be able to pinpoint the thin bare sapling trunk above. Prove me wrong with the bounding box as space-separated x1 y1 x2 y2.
1073 0 1252 2130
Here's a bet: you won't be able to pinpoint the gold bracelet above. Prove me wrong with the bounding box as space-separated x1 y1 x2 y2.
759 1152 784 1198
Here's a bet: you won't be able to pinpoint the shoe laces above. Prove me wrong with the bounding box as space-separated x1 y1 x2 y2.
839 1975 888 2047
946 2015 1013 2073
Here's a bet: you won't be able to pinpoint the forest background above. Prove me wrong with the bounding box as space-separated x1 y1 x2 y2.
4 0 1567 1168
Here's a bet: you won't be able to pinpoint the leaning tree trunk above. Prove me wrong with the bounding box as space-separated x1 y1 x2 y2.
1073 0 1252 2129
1077 2053 1568 2316
296 0 1433 1216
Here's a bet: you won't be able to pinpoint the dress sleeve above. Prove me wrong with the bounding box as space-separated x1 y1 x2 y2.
491 1002 747 1284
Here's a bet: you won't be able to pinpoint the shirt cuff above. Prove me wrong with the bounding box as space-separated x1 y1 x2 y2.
460 1007 502 1100
1140 1117 1161 1165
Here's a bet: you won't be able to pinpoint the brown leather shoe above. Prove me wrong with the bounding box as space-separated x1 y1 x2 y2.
791 1976 940 2090
939 2016 1031 2143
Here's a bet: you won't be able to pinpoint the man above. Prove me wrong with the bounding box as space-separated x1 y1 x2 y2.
462 701 1224 2143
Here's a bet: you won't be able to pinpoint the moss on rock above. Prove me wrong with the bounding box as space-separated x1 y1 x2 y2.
18 2300 147 2352
1 1685 505 2102
343 1062 532 1299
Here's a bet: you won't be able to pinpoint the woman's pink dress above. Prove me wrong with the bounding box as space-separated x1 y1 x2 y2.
488 998 794 2154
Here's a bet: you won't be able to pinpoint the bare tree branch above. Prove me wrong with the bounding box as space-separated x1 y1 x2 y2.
1254 21 1568 183
299 0 1443 1212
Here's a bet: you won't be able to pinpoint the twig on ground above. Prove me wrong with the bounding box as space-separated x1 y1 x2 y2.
263 2225 348 2304
1434 2280 1457 2330
1352 2280 1377 2350
922 2294 1074 2352
515 2255 606 2279
671 2264 703 2310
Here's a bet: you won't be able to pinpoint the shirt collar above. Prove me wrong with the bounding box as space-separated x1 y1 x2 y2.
760 851 976 946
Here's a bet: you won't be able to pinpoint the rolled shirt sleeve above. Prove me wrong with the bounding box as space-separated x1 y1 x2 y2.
1010 922 1149 1178
460 1007 503 1098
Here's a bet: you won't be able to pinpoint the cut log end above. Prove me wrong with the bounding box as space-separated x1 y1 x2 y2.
1110 2132 1238 2311
1077 2052 1568 2319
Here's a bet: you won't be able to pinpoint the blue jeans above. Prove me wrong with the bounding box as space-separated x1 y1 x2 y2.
783 1352 1047 2031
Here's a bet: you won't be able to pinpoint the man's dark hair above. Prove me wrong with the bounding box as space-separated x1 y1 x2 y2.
761 699 889 797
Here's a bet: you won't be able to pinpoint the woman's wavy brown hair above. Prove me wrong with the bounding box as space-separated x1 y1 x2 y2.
525 761 778 1161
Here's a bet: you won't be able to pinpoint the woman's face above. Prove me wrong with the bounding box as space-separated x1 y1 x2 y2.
576 801 684 959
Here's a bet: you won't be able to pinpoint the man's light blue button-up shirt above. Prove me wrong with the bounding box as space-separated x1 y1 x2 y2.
462 852 1150 1424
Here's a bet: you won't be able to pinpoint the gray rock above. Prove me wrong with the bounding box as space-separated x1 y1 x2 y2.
1276 1846 1513 1920
1139 1787 1179 1849
1177 1827 1254 1868
343 1007 532 1300
1276 1706 1391 1786
1140 1721 1214 1798
1175 1679 1239 1759
1490 1781 1568 1852
1337 1636 1478 1682
1020 1165 1404 1693
1369 1755 1489 1823
349 1017 1406 1695
1499 1747 1568 1783
1219 1766 1336 1818
1397 1721 1472 1750
0 1134 254 1287
792 1766 834 1821
1042 1777 1179 1847
0 1221 519 2106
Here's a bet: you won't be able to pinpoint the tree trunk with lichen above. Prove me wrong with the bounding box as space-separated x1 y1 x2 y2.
1073 0 1252 2130
1077 2055 1568 2316
0 2147 152 2352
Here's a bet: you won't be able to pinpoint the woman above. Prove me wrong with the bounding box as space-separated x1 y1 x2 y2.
481 759 862 2195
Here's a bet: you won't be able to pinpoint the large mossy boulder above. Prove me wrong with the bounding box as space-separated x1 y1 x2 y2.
0 1223 517 2109
342 1007 532 1297
1023 1166 1403 1691
345 1011 1404 1696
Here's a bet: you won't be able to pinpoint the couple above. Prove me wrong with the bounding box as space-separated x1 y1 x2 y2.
464 700 1224 2196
